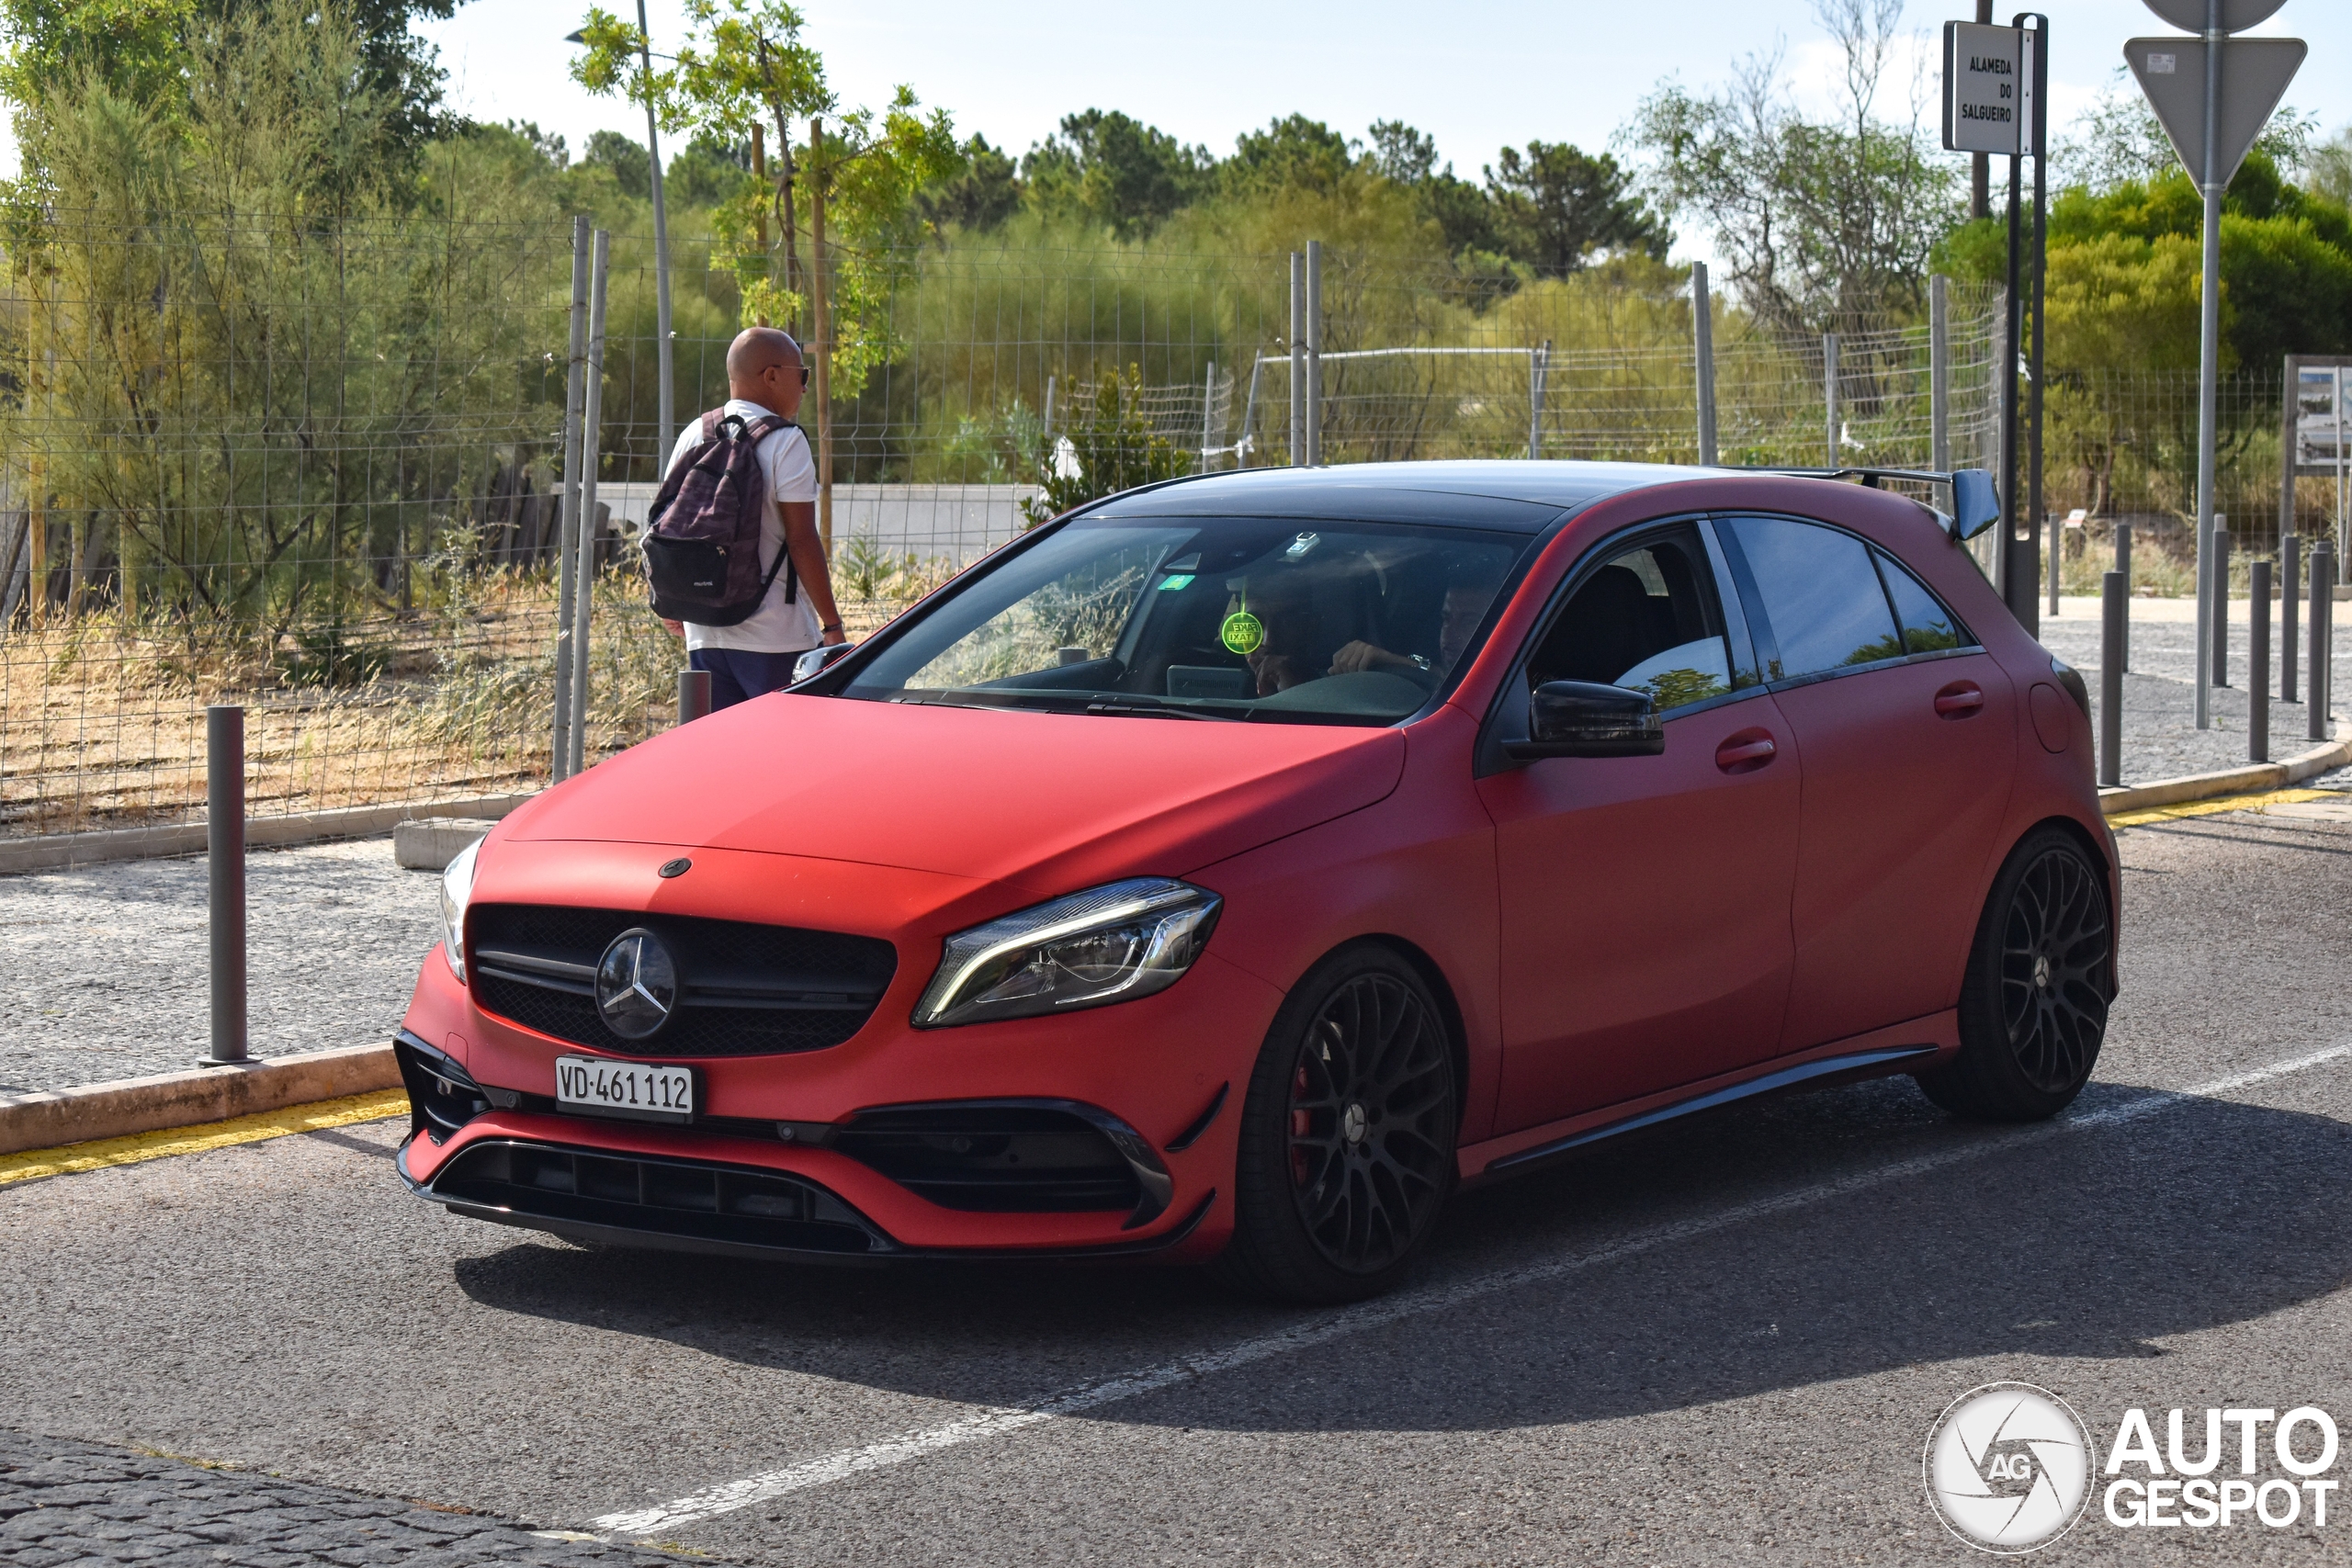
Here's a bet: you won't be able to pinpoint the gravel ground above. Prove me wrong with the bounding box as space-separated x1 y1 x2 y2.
0 1427 718 1565
0 840 438 1097
2040 596 2351 783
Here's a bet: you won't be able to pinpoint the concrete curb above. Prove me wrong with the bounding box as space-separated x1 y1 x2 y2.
0 1043 402 1156
2099 736 2352 817
0 793 536 875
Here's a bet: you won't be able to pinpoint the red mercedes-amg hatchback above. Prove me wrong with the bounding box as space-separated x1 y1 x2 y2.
395 460 2116 1302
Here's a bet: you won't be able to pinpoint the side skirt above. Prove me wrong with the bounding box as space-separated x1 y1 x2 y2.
1459 1012 1957 1184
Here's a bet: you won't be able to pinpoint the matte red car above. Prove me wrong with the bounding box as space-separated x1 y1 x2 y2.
395 460 2118 1302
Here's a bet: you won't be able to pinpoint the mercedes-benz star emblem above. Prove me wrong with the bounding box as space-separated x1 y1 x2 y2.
594 928 679 1040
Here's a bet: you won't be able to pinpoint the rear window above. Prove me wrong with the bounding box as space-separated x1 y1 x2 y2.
1726 516 1904 678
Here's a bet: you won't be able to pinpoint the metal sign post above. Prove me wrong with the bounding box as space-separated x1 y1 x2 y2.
1945 14 2046 635
2126 1 2305 728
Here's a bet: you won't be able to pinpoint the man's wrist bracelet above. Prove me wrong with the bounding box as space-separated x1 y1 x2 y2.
820 621 844 633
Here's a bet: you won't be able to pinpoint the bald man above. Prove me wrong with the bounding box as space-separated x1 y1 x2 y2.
659 327 847 708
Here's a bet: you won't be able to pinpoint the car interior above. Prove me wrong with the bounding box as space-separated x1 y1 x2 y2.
1526 532 1736 710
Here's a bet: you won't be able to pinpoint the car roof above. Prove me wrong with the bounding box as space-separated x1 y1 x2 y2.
1087 459 1731 534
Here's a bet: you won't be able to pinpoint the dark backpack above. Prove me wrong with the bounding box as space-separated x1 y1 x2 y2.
640 409 798 626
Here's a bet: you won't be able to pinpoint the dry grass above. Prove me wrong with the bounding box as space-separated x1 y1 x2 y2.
2 574 917 838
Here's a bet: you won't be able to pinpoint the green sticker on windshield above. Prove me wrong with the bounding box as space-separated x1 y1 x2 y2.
1220 610 1265 655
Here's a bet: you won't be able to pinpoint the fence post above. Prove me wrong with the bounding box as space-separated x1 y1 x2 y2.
1527 340 1550 460
1287 253 1305 468
2312 541 2335 741
568 229 611 780
677 668 711 726
2211 521 2231 688
551 216 590 783
1305 239 1323 467
2250 558 2271 763
1822 333 1839 468
1693 262 1717 466
2099 571 2123 789
1928 273 1950 473
2115 520 2132 672
2048 510 2061 619
2283 532 2300 703
1200 359 1216 474
201 705 249 1066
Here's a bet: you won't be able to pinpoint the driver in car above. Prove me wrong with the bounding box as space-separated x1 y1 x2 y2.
1326 570 1498 687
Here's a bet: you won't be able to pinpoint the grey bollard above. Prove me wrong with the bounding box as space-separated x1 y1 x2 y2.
2312 544 2335 743
2099 570 2124 789
2249 558 2270 764
2114 520 2131 673
2211 527 2231 687
677 668 712 726
2284 534 2300 704
201 705 250 1066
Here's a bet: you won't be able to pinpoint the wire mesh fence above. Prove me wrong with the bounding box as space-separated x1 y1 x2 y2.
0 215 2309 840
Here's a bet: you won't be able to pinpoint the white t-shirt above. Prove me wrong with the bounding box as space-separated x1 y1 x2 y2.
664 399 821 654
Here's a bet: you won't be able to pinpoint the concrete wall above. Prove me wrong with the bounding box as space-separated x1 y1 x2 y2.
600 482 1041 567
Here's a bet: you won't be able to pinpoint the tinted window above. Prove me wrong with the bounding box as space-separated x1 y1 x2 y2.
1875 552 1971 653
1727 516 1904 679
842 517 1525 726
1529 530 1737 712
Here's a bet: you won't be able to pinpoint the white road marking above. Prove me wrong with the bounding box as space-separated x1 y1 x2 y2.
591 1042 2352 1538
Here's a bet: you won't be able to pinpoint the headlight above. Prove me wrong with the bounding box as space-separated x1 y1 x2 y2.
913 878 1222 1029
439 837 481 983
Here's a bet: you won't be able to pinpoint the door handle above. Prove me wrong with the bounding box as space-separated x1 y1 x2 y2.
1714 731 1777 773
1934 682 1985 718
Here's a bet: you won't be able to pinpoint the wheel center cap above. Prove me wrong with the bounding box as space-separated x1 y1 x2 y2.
1342 1102 1368 1146
2032 953 2052 990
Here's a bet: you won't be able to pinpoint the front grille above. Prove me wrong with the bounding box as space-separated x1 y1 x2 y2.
469 904 897 1057
430 1140 883 1254
832 1104 1143 1213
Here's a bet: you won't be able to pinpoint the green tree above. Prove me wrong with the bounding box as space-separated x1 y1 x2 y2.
921 132 1018 231
1225 114 1356 197
1021 366 1191 525
1370 118 1502 261
1630 0 1960 327
1486 141 1666 276
1023 109 1213 238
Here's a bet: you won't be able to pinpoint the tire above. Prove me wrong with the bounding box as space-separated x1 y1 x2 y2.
1917 826 2115 1122
1216 946 1459 1303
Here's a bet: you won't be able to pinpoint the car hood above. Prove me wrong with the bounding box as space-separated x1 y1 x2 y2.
503 693 1407 893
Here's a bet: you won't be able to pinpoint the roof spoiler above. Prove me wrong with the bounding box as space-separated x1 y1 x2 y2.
1731 466 2002 542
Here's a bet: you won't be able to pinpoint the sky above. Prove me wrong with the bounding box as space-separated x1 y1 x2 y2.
419 0 2352 238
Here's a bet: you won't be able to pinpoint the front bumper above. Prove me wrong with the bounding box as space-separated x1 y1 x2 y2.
396 914 1281 1260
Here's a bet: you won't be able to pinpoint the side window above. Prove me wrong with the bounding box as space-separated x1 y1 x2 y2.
1725 515 1903 679
1874 551 1974 654
1528 529 1738 712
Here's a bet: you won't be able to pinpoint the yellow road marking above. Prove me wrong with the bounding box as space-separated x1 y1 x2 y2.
2106 787 2335 829
0 1089 410 1189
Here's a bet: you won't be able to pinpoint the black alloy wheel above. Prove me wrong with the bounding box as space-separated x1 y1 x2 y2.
1918 826 2115 1122
1219 948 1458 1303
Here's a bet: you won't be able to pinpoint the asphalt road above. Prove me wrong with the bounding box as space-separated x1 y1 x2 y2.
6 803 2352 1564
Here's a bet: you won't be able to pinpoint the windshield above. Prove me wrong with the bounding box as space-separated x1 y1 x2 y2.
842 515 1531 725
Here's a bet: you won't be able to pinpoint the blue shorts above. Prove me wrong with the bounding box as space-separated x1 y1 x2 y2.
688 647 808 710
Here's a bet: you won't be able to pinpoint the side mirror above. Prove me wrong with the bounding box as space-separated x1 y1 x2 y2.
792 642 857 683
1506 681 1664 761
1949 468 2001 541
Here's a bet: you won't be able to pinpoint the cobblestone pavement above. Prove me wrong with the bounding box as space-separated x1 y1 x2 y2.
0 840 439 1096
0 1427 717 1565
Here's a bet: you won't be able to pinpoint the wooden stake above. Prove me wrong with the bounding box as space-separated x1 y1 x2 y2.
811 118 833 554
751 123 769 326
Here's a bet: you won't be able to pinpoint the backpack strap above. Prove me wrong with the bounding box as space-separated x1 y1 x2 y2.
733 413 798 605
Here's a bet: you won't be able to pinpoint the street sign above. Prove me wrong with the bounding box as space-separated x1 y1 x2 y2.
1943 22 2034 156
2126 36 2307 188
2140 0 2288 33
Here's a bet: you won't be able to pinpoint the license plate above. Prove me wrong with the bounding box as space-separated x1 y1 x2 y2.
554 1055 695 1124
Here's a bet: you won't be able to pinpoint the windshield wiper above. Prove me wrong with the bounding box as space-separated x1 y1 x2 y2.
1084 698 1238 721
